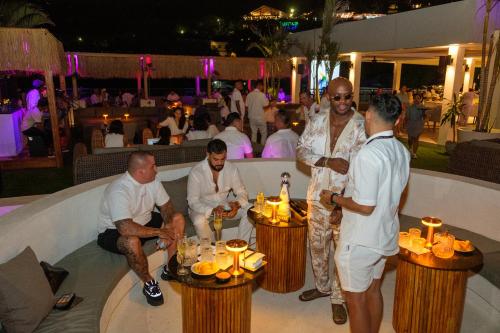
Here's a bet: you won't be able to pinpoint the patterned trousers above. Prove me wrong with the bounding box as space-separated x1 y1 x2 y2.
307 201 344 304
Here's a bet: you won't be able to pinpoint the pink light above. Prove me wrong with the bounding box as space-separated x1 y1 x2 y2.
209 58 214 75
145 56 152 65
196 76 201 96
22 41 29 54
67 54 73 75
73 54 79 74
248 80 252 90
203 59 208 77
259 60 265 78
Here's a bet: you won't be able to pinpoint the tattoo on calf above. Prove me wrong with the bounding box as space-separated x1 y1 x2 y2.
117 236 150 281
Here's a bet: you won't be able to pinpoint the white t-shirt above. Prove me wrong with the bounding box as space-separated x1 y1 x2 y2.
187 159 249 218
26 88 40 111
207 124 219 137
261 129 299 158
186 130 210 141
21 107 42 131
98 172 170 233
214 126 253 160
122 92 134 106
230 88 245 118
340 130 410 255
246 88 269 122
105 133 124 147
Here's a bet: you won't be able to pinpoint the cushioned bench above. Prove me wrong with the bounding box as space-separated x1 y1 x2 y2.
399 215 500 289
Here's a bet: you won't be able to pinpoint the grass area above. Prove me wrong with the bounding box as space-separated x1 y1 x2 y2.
399 139 450 173
0 166 73 198
0 141 449 198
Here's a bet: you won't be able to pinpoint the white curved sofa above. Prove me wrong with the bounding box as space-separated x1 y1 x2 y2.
1 160 499 332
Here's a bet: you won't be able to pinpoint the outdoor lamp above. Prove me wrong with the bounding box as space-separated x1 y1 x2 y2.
226 239 248 277
124 113 130 120
422 216 442 248
292 121 299 127
266 197 282 224
102 113 109 121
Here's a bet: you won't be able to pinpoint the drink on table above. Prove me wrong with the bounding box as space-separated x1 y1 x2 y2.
214 210 223 241
177 237 189 275
184 238 197 266
200 237 213 262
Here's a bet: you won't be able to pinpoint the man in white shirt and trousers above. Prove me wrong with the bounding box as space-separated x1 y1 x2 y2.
214 113 253 160
230 81 246 121
187 139 253 242
321 94 410 333
262 109 299 158
246 80 269 145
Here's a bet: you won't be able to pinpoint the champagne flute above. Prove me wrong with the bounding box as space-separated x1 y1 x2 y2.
214 210 223 241
177 238 188 276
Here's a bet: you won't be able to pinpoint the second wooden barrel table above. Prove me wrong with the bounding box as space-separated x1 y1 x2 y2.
248 207 308 293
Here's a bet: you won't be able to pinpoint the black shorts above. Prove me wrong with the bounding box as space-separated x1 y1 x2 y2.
97 212 163 254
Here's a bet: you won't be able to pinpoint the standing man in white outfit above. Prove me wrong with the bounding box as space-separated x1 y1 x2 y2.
187 139 253 241
246 81 269 145
262 110 299 158
230 81 246 120
321 94 410 333
214 113 253 160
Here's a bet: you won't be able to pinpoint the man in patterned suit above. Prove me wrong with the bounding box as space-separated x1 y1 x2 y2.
296 77 366 325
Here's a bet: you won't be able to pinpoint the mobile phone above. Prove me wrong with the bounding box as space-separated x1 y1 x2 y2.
54 293 75 310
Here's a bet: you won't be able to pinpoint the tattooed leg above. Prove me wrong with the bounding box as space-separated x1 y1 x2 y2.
117 236 152 282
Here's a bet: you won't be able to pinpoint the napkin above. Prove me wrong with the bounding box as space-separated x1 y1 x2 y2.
239 250 265 269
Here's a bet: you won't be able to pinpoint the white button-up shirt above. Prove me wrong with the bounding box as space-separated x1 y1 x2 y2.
187 159 249 218
230 88 246 118
98 172 170 233
340 130 410 255
246 88 269 122
297 109 366 201
262 128 299 158
214 127 253 160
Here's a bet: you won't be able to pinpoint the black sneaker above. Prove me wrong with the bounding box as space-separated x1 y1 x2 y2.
160 265 175 281
142 280 164 306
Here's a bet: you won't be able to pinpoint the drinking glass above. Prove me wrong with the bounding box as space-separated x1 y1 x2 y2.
412 237 426 250
184 238 197 266
409 228 422 242
214 210 223 241
215 242 230 270
200 237 213 262
176 238 189 276
399 232 410 248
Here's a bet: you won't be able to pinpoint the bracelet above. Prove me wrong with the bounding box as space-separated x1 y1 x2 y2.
330 192 339 205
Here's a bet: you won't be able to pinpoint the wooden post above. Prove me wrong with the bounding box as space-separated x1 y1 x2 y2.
44 70 63 168
207 73 212 98
143 72 149 99
58 75 67 93
71 75 78 98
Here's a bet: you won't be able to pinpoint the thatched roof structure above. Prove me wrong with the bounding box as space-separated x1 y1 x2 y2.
0 28 66 75
69 52 290 80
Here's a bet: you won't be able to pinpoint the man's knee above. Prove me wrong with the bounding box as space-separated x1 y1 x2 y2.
117 235 142 254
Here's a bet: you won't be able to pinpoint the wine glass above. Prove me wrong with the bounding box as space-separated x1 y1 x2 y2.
214 210 223 241
177 238 189 276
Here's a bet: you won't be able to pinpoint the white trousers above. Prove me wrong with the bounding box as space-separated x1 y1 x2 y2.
249 119 267 145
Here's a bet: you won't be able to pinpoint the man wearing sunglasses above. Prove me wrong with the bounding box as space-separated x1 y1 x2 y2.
297 77 366 325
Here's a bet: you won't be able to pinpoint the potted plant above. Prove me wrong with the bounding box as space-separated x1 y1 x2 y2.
441 93 463 153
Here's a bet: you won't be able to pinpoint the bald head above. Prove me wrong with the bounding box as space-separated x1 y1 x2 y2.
127 151 158 184
128 151 152 173
327 77 353 96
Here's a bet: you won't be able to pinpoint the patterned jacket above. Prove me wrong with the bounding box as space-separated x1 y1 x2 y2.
297 108 366 202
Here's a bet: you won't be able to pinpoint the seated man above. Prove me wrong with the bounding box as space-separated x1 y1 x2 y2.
187 139 253 242
97 151 185 306
214 112 253 160
262 110 299 158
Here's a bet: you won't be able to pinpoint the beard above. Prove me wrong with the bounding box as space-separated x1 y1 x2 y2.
209 160 224 171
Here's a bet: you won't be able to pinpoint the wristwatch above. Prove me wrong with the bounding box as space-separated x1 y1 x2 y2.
330 192 340 206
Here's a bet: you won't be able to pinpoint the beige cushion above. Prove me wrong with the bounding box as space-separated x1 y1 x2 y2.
0 247 55 333
162 177 189 216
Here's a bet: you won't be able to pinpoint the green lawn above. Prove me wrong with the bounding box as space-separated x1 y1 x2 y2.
0 141 450 198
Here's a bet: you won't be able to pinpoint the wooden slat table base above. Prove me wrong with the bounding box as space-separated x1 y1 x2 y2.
181 283 252 333
256 222 307 293
393 259 468 333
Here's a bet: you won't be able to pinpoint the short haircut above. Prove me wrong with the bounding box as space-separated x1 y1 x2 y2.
299 91 311 97
256 80 264 87
225 112 240 126
193 114 209 131
207 139 227 154
108 120 124 134
128 151 154 173
369 94 402 124
275 109 291 126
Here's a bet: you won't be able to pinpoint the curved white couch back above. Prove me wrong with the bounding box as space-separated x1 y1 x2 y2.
0 160 499 266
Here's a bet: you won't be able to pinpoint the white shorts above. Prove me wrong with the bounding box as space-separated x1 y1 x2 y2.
334 242 386 293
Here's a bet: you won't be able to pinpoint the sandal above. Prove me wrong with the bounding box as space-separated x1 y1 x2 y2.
299 288 330 301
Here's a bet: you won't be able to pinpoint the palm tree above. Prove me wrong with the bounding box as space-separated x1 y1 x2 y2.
441 93 464 143
475 0 499 132
0 0 54 28
247 24 293 98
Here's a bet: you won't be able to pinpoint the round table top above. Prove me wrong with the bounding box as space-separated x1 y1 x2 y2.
168 253 263 290
247 200 308 229
398 247 483 271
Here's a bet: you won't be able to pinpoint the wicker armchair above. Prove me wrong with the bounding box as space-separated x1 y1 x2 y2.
90 128 104 153
448 139 500 184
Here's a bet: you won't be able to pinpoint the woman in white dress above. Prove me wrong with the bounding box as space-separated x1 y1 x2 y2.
105 120 126 147
158 107 188 144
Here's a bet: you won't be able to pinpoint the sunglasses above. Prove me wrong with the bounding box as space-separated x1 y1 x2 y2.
331 94 353 102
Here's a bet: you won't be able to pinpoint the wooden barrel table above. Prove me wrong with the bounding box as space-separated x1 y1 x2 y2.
168 253 263 333
248 206 308 293
393 247 483 333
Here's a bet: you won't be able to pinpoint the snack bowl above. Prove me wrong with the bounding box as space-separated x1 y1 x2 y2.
453 240 475 254
215 271 231 283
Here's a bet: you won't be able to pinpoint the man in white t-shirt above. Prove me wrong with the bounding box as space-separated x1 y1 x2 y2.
320 94 410 333
121 91 134 107
230 81 246 119
97 151 185 307
214 113 253 160
262 110 299 158
246 81 269 145
297 91 319 123
187 139 253 241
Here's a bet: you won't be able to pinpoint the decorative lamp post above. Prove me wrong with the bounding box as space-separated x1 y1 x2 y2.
422 216 442 248
226 239 248 277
